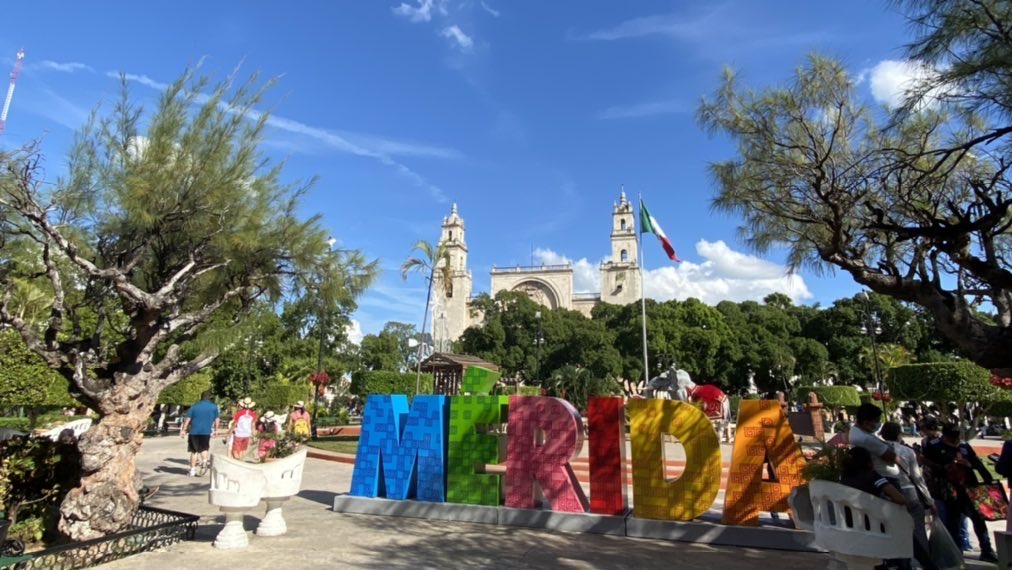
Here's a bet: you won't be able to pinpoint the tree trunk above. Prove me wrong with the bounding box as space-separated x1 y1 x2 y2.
59 379 156 540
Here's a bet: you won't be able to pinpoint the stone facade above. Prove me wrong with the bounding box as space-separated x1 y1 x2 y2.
431 192 641 347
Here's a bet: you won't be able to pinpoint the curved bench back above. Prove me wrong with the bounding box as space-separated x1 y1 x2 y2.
209 454 268 509
809 480 912 560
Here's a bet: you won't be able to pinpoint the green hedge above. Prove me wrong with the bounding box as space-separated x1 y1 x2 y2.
158 372 212 406
252 383 312 412
350 371 433 397
887 362 995 402
0 417 30 431
797 386 861 408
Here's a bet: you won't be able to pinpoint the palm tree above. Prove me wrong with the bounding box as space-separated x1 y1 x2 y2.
401 240 452 393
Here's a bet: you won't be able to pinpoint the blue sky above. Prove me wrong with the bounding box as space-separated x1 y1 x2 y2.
0 1 922 341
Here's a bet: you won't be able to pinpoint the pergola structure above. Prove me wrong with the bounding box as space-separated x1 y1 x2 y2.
419 352 500 395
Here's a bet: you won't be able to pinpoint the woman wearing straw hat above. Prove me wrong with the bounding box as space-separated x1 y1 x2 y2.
228 397 258 460
290 401 312 439
257 411 282 460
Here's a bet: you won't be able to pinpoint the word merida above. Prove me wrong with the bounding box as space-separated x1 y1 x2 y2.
350 391 807 527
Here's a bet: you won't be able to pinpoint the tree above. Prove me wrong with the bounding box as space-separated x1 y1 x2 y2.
359 331 403 371
381 321 420 369
401 240 451 391
697 0 1012 376
0 71 375 538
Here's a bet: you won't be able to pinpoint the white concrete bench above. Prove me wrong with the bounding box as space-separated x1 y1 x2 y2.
207 449 308 548
42 418 92 441
208 454 268 549
808 480 913 570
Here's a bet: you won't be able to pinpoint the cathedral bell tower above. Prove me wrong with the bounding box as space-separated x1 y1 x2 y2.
432 203 473 351
599 190 640 305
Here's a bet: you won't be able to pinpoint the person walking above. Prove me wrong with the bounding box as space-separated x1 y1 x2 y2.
228 397 258 460
180 390 220 477
257 410 282 460
881 422 939 570
923 423 998 563
289 401 312 439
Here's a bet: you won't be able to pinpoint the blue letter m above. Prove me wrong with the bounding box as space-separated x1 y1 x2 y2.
350 394 448 502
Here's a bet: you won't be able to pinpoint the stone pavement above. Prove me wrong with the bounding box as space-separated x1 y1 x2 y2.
95 435 828 569
94 435 1002 569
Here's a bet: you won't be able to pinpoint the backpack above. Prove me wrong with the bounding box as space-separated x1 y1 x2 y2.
292 416 311 437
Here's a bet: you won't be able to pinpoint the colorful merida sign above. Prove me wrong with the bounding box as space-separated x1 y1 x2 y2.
350 367 806 527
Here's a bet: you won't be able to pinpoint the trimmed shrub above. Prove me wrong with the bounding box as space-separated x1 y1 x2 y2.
0 417 30 431
253 383 312 412
984 390 1012 418
350 371 433 397
887 362 995 402
797 386 861 408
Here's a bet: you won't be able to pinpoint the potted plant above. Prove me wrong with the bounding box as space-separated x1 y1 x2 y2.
208 434 308 548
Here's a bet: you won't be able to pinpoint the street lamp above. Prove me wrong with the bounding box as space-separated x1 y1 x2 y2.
860 291 885 398
534 310 545 390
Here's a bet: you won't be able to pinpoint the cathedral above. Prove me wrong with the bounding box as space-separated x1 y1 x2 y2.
431 192 641 350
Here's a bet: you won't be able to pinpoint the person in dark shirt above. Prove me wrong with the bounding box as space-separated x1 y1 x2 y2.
922 423 997 563
839 446 936 570
841 446 907 504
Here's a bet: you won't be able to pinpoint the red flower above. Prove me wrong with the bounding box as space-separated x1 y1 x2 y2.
872 391 891 402
309 371 330 386
990 375 1012 390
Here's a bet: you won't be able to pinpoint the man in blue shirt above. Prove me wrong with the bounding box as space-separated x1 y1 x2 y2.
180 390 220 477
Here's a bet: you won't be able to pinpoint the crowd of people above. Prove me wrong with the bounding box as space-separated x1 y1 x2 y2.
844 403 1005 568
179 392 313 475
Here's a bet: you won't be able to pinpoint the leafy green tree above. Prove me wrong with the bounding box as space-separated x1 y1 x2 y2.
381 321 420 369
359 331 404 371
0 71 376 538
544 365 621 414
157 372 212 406
698 0 1012 376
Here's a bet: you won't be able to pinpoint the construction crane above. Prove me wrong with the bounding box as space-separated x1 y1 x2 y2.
0 48 25 138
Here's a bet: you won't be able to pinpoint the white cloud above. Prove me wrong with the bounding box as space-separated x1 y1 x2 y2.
480 1 500 17
597 99 688 120
110 70 451 202
533 248 602 293
441 25 474 51
867 59 941 110
533 241 812 305
584 13 696 41
392 0 446 23
644 240 811 304
37 60 94 74
345 319 364 345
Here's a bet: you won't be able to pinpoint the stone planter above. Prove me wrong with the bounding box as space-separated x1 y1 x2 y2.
208 448 307 548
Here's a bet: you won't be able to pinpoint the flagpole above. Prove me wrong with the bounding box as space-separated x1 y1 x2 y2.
638 194 649 386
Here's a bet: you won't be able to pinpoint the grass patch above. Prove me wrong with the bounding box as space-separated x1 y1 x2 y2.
308 439 359 455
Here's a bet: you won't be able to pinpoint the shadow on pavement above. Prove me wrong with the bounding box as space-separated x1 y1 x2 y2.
297 489 335 507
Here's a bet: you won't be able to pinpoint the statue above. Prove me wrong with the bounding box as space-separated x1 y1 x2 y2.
646 364 732 442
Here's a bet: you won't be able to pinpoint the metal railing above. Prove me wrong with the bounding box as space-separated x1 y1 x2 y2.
2 506 198 570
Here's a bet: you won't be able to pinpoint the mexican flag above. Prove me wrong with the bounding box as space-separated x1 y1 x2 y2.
639 199 681 262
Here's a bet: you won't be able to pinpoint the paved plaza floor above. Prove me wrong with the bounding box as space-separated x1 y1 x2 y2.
93 435 1001 569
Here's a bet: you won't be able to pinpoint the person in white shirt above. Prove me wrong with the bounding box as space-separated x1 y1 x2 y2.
881 422 937 570
848 403 901 480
